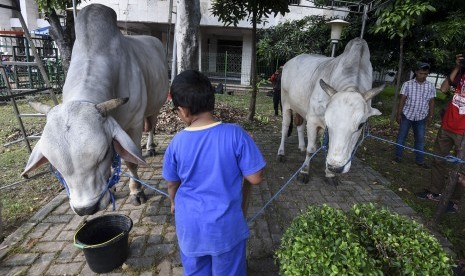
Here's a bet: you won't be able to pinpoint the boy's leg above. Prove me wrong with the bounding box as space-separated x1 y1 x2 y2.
273 90 279 115
180 250 212 276
212 239 247 276
451 132 465 202
412 118 426 164
430 129 455 195
395 114 411 160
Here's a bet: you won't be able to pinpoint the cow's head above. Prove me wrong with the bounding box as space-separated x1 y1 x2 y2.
21 99 146 216
320 79 384 175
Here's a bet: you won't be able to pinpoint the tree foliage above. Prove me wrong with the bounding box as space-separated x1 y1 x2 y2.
33 0 77 74
210 0 289 27
371 0 436 39
210 0 289 121
35 0 73 13
257 15 330 61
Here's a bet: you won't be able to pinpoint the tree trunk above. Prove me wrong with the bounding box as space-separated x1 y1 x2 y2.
247 7 258 121
175 0 201 72
389 36 404 125
47 10 74 76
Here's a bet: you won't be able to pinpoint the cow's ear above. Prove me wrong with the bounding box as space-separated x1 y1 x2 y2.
22 140 49 178
112 127 147 166
363 84 386 101
319 79 337 97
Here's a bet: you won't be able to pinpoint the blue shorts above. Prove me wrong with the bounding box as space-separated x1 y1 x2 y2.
180 239 247 276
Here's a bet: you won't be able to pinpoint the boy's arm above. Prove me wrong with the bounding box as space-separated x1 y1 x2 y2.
167 181 181 214
396 94 407 124
242 169 264 215
244 169 264 185
442 55 463 92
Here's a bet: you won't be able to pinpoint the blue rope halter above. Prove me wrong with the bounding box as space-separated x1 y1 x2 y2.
50 150 121 211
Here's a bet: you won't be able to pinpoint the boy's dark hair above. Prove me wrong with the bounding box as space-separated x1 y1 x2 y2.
170 70 215 115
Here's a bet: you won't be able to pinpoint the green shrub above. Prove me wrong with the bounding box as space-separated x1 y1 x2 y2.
276 205 381 275
276 204 454 275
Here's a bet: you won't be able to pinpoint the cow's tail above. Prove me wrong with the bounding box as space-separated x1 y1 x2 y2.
287 110 293 137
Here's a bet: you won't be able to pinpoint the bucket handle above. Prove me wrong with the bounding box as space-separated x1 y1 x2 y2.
73 232 126 249
73 221 127 249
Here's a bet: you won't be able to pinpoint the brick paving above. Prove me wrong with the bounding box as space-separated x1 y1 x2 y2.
0 132 453 275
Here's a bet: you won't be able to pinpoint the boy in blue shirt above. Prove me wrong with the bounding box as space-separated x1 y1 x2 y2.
162 70 266 275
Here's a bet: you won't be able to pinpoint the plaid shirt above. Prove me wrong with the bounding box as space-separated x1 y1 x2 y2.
400 78 436 121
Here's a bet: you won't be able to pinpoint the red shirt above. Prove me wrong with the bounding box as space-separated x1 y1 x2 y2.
442 73 465 135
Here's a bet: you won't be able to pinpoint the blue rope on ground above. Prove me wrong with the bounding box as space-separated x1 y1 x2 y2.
247 146 324 224
122 171 170 198
364 130 465 164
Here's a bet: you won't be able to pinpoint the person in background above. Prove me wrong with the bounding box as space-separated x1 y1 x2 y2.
162 70 266 275
270 66 283 116
393 62 436 168
416 54 465 213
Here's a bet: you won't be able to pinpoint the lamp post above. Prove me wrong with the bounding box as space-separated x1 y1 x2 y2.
327 19 349 57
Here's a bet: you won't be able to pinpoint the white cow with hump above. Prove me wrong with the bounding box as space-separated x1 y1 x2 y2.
21 4 169 215
277 38 385 183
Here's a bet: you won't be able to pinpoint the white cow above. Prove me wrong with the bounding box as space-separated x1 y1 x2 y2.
277 38 385 183
21 4 169 215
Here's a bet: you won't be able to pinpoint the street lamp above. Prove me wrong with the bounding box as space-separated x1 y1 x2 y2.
327 19 349 57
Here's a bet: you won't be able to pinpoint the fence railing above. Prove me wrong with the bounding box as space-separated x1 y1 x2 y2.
0 35 65 95
200 51 280 90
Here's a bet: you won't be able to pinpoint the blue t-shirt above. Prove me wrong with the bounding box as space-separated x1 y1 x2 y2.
162 122 266 257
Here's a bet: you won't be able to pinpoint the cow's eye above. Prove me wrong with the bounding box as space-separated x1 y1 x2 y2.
357 122 365 131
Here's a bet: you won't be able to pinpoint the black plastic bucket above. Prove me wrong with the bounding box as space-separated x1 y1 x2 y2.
74 214 133 273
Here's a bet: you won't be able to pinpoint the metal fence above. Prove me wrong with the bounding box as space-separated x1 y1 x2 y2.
0 34 65 95
200 51 280 90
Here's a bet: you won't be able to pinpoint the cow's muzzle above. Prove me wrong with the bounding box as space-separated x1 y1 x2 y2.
71 190 111 216
327 164 345 174
73 204 99 216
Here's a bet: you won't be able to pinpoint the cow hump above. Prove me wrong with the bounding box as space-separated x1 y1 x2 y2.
75 4 121 48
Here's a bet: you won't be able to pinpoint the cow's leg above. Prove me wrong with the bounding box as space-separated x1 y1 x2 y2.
125 127 147 206
145 114 157 156
126 161 147 205
277 107 293 162
298 119 319 183
297 124 306 152
324 168 340 186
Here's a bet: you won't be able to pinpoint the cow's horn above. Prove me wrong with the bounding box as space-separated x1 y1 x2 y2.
29 102 52 115
95 98 129 115
319 79 337 97
363 84 386 101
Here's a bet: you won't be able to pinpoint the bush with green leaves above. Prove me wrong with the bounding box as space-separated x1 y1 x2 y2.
276 204 454 275
276 205 381 275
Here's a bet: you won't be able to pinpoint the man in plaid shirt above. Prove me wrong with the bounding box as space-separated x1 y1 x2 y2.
393 62 436 168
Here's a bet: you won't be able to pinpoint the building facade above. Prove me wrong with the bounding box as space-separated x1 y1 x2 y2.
1 0 348 85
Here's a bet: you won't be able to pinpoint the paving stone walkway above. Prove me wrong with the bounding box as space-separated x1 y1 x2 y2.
0 132 452 275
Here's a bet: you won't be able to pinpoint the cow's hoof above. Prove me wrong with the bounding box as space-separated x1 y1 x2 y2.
138 191 147 204
128 191 147 206
128 194 141 206
147 149 156 157
277 155 286 163
325 176 340 186
297 172 309 183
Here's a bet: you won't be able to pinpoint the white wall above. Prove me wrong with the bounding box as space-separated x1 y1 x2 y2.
0 0 14 30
